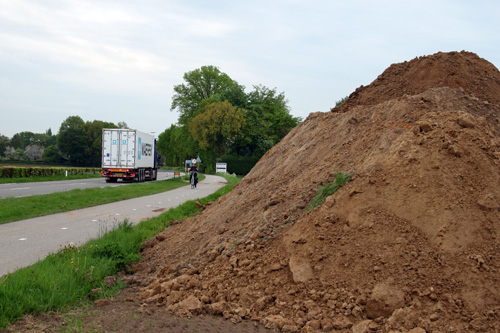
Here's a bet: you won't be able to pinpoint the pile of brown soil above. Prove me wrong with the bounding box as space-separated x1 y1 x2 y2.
334 51 500 122
133 51 500 332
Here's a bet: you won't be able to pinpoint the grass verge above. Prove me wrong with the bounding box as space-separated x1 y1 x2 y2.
0 174 101 184
0 173 240 330
0 174 205 225
308 171 352 210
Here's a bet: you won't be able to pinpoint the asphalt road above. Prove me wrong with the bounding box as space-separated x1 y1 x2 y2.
0 174 227 277
0 170 175 198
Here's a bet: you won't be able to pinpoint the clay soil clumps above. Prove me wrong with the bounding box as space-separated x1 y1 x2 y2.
130 51 500 332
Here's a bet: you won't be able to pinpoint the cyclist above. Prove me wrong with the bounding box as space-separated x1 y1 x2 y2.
189 163 198 188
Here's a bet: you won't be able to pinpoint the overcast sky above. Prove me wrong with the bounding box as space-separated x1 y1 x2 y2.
1 0 499 138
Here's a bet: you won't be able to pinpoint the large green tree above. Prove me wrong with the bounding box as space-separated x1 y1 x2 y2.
57 116 86 166
189 101 246 156
171 65 243 125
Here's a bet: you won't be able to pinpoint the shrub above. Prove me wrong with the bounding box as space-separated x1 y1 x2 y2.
0 167 101 178
308 171 352 210
217 155 260 175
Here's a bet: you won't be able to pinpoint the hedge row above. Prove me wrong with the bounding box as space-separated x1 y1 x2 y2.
217 155 261 175
0 167 102 178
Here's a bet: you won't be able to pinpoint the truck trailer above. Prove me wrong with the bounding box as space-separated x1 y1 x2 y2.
101 129 159 182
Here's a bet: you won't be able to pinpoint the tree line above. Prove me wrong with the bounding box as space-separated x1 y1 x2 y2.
1 65 301 172
0 118 127 166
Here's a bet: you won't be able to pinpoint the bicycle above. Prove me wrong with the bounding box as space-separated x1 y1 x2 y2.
190 172 198 189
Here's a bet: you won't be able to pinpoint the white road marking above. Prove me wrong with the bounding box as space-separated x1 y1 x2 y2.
19 238 27 241
11 187 30 191
61 227 68 230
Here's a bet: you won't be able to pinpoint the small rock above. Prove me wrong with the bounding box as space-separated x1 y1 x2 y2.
177 295 202 315
289 257 314 283
141 238 158 250
477 193 499 211
282 324 300 332
418 121 433 132
262 315 292 330
409 328 427 333
253 296 274 311
305 319 321 330
90 288 101 294
352 320 372 333
457 112 476 128
94 299 110 307
365 282 405 319
104 276 117 287
270 263 282 271
368 321 380 331
332 316 353 329
209 301 227 315
207 250 219 262
133 262 149 273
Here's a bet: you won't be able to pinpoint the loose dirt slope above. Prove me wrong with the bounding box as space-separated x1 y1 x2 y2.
127 52 500 332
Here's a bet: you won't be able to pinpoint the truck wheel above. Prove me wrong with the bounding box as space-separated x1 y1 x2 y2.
106 178 118 183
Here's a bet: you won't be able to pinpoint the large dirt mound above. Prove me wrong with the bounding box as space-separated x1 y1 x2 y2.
133 51 500 332
334 51 500 120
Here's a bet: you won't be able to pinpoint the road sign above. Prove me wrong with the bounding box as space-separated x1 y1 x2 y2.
216 163 227 173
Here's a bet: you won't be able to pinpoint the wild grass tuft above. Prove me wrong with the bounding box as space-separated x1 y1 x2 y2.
308 171 352 210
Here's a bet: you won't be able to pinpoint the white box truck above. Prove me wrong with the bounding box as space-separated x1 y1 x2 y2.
101 129 159 182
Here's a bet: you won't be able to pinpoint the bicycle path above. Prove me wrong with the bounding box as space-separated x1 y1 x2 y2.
0 174 227 277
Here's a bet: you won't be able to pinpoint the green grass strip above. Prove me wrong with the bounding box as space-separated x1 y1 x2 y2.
308 171 352 210
0 174 240 329
0 175 205 225
0 174 101 184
